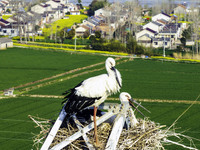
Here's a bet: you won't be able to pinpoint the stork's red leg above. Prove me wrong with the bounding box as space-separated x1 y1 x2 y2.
93 106 99 145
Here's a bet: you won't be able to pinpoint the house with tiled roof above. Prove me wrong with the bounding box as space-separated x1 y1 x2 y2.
0 19 18 37
136 28 157 41
152 37 171 48
0 37 13 49
152 12 171 22
46 0 62 9
75 26 88 36
174 4 187 14
31 3 52 14
143 21 163 33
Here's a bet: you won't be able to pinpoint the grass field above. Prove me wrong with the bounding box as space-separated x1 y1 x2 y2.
27 59 200 101
0 47 200 149
0 47 107 91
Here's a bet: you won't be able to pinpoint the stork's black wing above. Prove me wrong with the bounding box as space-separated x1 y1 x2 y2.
62 81 101 116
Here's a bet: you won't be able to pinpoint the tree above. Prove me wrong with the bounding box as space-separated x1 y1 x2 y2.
182 26 192 40
88 0 108 16
6 8 11 13
83 30 90 38
180 37 186 47
95 30 101 38
188 6 200 54
66 29 75 39
89 35 96 43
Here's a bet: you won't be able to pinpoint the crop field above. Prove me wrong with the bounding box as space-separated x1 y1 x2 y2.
0 47 107 91
0 47 200 149
42 15 88 36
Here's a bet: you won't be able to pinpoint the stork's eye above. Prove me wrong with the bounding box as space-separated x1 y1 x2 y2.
125 95 130 99
110 62 113 66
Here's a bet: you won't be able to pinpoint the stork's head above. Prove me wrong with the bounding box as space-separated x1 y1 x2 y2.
119 92 150 117
106 57 116 69
105 57 122 88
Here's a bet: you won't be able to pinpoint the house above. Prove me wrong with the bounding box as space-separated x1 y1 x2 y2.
136 28 157 41
75 26 88 36
143 21 163 33
0 18 18 37
152 37 171 48
0 37 13 49
66 3 78 12
156 23 182 41
70 10 80 15
137 34 152 47
95 25 112 38
94 8 111 17
31 3 52 14
46 0 62 9
174 4 187 14
152 12 171 22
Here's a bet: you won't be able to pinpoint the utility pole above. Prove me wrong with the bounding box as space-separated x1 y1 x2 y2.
163 36 166 57
75 28 76 50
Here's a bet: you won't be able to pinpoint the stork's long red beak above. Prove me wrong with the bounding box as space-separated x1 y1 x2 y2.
128 98 150 117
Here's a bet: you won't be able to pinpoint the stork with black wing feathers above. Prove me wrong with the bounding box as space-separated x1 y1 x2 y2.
62 57 122 145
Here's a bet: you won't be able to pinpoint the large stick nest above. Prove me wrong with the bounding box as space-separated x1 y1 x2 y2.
29 114 197 150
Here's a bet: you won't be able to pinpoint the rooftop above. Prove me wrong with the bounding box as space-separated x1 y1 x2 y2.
0 37 12 43
146 28 157 34
0 18 10 25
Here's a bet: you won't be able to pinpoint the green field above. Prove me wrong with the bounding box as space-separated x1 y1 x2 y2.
0 48 107 91
0 47 200 149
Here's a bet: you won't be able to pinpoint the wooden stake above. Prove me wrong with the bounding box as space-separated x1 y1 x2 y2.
94 106 99 146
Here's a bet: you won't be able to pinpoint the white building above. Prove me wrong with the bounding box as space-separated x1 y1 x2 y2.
0 38 13 49
46 0 62 9
174 4 187 14
70 10 80 15
152 12 171 22
152 37 171 48
0 18 18 37
136 28 157 41
143 21 163 33
94 8 111 17
31 3 52 14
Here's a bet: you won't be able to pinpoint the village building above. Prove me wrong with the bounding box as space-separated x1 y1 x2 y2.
143 21 163 33
31 3 52 14
152 37 171 48
174 4 187 14
0 37 13 49
152 12 171 22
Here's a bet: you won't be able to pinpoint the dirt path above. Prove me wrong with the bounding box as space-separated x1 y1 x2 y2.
18 58 129 93
14 61 105 89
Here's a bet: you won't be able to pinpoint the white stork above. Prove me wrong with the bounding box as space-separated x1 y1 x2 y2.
120 92 150 117
62 57 122 145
